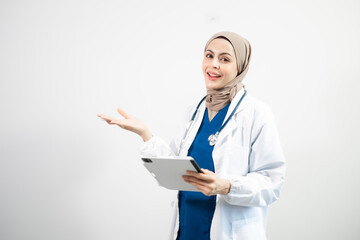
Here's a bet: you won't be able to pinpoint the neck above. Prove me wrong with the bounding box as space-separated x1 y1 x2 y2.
207 109 218 122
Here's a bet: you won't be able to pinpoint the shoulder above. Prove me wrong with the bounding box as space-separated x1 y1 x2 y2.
183 103 197 123
240 93 275 124
247 95 273 114
184 96 206 121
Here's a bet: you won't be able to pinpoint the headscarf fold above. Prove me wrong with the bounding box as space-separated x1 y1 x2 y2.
204 32 251 111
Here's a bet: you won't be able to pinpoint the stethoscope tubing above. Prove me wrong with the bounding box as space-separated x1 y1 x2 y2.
179 90 247 151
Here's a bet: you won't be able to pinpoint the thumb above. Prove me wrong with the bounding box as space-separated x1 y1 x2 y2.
117 108 130 119
201 169 214 175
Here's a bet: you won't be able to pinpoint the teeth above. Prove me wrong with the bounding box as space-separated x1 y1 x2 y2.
209 72 220 77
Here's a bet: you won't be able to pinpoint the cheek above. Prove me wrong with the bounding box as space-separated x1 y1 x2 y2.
226 65 238 79
201 60 207 73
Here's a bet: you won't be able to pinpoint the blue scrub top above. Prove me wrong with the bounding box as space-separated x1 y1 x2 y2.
177 104 230 240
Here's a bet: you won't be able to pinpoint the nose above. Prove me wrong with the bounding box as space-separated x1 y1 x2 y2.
210 58 220 69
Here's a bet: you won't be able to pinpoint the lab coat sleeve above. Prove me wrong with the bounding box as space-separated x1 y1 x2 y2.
139 135 176 157
223 104 286 207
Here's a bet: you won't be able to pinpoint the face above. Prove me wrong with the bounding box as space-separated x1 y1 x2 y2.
202 38 238 90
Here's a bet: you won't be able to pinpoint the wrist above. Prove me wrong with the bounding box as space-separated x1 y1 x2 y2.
140 130 153 142
226 181 231 194
220 179 231 195
223 179 231 195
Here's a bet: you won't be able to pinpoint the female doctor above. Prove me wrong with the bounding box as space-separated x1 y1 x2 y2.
97 32 286 240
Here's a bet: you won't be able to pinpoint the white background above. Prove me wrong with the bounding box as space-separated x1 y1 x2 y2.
1 0 359 239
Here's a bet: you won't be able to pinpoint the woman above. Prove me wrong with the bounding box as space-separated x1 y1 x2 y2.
97 32 286 240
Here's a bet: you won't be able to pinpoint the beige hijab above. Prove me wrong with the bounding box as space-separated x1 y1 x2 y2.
204 32 251 111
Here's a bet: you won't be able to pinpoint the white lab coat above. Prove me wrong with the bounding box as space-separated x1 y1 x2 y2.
140 88 286 240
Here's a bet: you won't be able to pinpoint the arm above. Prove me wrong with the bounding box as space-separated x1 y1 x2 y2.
97 108 176 156
97 108 153 142
98 104 196 158
139 105 196 157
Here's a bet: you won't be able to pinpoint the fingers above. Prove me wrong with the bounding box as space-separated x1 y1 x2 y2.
107 118 125 128
97 113 108 119
196 185 214 196
97 114 116 124
110 119 126 128
183 177 214 196
183 175 208 186
185 170 214 182
117 108 130 119
201 169 215 175
187 169 214 175
110 119 121 124
97 110 128 125
183 169 217 195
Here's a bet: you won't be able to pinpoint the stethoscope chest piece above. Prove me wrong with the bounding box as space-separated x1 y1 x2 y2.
180 90 247 150
208 133 219 146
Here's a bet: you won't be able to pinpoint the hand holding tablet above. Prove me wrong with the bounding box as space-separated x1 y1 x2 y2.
141 156 203 192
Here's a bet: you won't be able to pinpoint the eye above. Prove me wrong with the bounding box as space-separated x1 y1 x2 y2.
220 57 230 62
205 53 213 58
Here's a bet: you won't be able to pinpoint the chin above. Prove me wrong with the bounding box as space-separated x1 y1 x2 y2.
205 81 222 90
206 84 222 90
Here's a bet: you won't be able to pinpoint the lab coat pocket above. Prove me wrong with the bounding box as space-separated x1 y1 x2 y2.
232 217 266 240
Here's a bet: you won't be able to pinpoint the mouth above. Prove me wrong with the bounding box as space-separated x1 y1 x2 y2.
207 71 222 80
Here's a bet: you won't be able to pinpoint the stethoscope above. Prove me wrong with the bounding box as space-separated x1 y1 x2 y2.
179 90 247 151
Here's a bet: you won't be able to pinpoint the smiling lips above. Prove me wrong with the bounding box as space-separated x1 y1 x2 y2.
207 71 222 80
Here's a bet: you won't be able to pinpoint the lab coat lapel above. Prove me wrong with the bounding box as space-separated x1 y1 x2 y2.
225 88 248 117
179 102 206 156
181 89 248 156
215 89 249 145
212 89 250 175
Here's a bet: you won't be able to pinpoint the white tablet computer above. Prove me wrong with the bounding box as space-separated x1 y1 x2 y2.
141 156 203 192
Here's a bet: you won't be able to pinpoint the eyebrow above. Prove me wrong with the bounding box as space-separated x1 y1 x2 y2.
205 49 233 57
